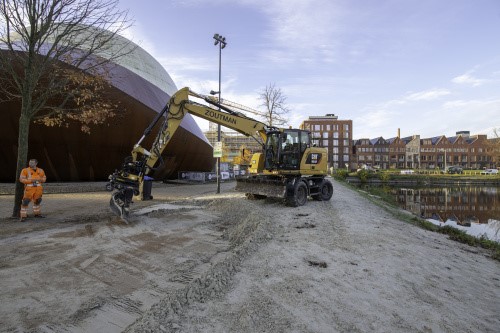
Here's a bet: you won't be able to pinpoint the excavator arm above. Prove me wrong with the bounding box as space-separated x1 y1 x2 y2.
108 87 272 220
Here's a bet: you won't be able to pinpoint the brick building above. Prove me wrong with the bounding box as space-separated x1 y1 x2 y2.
300 114 353 169
353 131 498 170
386 136 406 169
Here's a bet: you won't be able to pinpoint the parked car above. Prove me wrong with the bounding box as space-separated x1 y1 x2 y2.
445 166 463 174
357 164 378 173
480 169 499 175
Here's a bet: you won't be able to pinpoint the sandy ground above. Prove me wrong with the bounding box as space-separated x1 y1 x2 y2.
0 179 498 333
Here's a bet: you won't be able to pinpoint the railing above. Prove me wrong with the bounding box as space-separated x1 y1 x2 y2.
373 169 498 176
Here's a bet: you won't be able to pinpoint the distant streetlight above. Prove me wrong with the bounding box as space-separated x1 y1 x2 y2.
439 148 447 171
213 33 227 194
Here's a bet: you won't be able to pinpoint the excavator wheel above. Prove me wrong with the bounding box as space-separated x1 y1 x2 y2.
312 179 333 201
286 180 308 207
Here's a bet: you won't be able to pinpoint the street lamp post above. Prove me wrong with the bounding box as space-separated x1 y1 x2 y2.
439 148 447 171
213 33 227 194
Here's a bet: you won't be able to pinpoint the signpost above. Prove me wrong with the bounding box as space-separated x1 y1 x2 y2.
213 141 223 158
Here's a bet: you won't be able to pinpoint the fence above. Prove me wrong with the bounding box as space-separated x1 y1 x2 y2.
178 170 249 183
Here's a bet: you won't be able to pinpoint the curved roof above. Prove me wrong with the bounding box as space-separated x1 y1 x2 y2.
91 32 178 96
0 26 213 181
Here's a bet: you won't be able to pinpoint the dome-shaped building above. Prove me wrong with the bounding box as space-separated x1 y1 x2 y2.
0 31 214 182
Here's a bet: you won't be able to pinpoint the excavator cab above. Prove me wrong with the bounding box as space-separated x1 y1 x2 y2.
263 129 311 171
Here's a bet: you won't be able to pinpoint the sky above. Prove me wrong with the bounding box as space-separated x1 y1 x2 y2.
117 0 500 140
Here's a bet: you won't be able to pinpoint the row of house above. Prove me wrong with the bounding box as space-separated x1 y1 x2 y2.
354 132 496 170
299 115 498 170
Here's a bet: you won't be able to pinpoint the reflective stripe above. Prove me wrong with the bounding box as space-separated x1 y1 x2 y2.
20 207 28 218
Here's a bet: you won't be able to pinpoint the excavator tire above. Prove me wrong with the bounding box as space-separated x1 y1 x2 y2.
312 179 333 201
286 180 308 207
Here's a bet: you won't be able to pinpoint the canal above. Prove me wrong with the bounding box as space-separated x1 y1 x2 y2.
364 184 500 241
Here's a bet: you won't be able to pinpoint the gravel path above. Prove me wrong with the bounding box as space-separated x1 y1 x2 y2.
128 180 499 333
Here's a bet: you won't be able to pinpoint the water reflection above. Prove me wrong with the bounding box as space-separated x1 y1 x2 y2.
389 186 499 225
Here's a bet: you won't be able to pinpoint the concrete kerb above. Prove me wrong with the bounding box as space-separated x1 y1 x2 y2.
0 180 235 195
0 182 109 195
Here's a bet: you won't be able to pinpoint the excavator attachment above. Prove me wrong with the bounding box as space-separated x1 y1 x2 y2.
235 176 288 199
107 162 139 222
109 189 133 222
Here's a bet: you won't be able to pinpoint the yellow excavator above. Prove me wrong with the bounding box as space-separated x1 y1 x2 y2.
108 87 333 220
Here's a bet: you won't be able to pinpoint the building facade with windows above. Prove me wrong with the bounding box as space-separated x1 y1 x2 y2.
386 136 406 169
353 131 497 170
300 114 353 170
401 135 421 168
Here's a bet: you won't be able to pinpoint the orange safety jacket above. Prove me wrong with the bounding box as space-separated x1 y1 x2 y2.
19 167 46 187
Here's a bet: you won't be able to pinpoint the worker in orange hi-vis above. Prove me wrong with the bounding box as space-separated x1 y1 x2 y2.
19 159 47 221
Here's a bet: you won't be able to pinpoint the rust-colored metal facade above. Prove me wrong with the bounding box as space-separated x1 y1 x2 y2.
0 49 214 182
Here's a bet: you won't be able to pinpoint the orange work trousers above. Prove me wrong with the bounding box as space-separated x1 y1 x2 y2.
20 185 43 218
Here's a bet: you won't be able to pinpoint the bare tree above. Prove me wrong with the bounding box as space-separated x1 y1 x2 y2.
0 0 132 218
259 83 290 127
488 128 500 166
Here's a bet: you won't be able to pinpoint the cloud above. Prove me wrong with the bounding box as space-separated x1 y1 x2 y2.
241 0 341 63
442 98 500 111
451 72 486 87
369 88 452 108
405 89 451 101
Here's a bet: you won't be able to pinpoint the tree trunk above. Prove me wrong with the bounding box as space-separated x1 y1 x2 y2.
12 112 31 218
